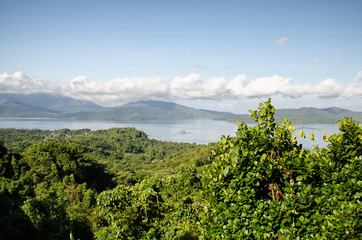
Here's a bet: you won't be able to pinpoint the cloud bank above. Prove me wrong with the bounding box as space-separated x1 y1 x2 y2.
0 71 361 106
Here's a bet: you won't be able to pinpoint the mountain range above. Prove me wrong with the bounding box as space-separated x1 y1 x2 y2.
0 93 361 123
0 93 104 117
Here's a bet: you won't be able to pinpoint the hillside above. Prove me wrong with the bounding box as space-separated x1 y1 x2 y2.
0 93 104 116
58 100 237 121
0 102 56 118
275 107 362 123
0 93 361 123
220 107 362 123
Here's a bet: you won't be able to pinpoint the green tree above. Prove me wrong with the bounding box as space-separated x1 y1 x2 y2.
200 98 361 239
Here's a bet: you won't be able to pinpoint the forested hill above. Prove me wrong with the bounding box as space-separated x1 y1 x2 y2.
58 100 237 121
276 107 362 123
51 100 362 123
220 106 362 123
0 93 361 123
0 93 104 117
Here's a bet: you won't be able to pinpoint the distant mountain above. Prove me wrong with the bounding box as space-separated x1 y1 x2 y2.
0 94 361 123
275 107 362 123
0 93 104 117
0 102 56 118
221 107 362 123
59 100 237 121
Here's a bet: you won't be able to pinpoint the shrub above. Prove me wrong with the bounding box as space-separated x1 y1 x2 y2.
201 98 361 239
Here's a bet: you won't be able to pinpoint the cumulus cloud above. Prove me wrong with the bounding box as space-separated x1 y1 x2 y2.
353 71 362 83
275 37 288 46
0 71 360 105
342 71 362 98
64 75 170 104
311 78 343 98
0 72 48 93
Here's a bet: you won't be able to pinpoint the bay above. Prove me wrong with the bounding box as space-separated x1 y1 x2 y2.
0 118 340 149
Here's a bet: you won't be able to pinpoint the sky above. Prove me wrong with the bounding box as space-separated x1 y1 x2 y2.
0 0 361 113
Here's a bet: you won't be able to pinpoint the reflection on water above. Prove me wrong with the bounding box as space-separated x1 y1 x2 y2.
0 118 340 148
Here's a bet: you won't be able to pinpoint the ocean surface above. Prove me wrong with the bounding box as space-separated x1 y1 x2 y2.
0 118 340 149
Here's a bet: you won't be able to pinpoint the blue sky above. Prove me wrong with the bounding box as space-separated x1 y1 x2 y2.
0 0 361 113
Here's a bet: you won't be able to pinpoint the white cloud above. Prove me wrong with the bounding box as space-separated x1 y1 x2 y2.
226 74 250 96
311 78 343 98
275 37 288 46
342 71 362 98
353 71 362 83
0 72 56 94
201 77 229 99
169 74 203 99
0 71 361 106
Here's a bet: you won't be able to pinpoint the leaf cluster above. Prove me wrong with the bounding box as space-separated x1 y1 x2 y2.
201 98 361 239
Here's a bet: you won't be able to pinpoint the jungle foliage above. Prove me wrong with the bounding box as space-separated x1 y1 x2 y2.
201 99 361 239
0 98 360 239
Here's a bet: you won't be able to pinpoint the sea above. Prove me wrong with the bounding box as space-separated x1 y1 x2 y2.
0 118 340 149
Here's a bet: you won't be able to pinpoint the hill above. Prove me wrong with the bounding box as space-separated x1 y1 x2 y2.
0 93 104 117
0 102 57 118
59 100 237 121
0 93 361 123
220 107 362 123
275 107 362 123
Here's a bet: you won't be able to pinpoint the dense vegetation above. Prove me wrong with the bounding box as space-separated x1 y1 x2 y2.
0 99 360 239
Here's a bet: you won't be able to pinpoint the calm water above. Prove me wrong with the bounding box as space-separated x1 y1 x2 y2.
0 118 339 149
